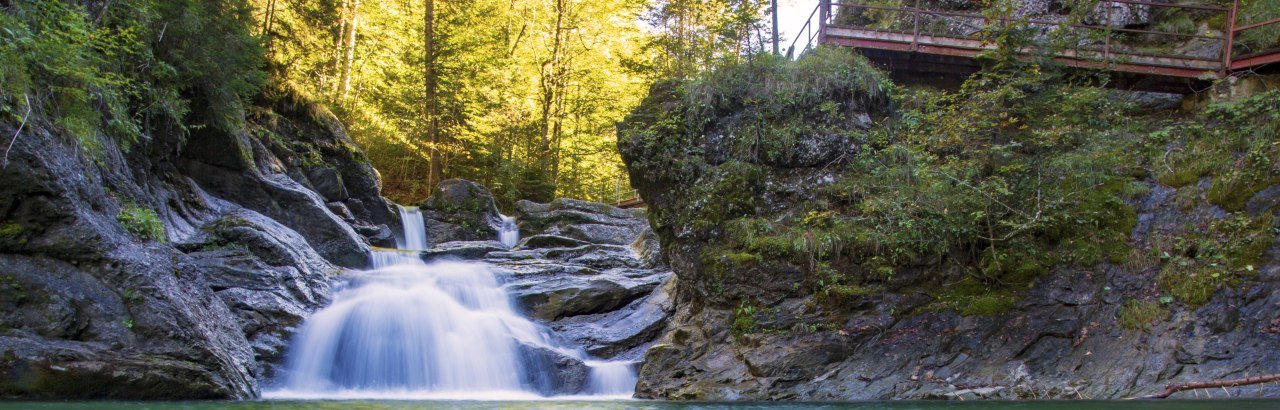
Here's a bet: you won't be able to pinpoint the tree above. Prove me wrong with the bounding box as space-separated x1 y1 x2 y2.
337 0 360 101
634 0 769 79
423 0 441 188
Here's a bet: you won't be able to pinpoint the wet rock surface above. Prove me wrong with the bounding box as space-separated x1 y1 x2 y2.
0 91 391 399
515 199 650 246
489 201 674 361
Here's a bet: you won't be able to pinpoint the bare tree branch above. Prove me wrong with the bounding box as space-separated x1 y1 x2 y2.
1134 374 1280 399
3 93 32 169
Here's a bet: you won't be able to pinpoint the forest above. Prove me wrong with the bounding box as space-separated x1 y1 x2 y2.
0 0 774 207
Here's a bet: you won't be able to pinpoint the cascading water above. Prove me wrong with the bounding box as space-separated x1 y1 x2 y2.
497 214 519 248
396 205 428 250
268 203 635 399
584 360 638 396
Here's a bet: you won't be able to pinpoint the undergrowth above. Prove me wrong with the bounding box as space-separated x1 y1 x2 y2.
117 203 166 243
0 0 264 157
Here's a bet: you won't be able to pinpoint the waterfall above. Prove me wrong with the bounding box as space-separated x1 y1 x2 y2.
497 214 519 248
397 205 428 251
585 360 638 396
276 258 550 396
269 203 637 399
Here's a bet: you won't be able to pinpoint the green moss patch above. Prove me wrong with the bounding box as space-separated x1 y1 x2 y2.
929 277 1019 317
1154 213 1275 306
0 223 22 237
1118 299 1168 331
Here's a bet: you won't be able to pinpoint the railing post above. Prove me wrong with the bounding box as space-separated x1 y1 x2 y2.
1223 0 1238 75
912 0 921 51
819 0 830 45
1103 1 1112 62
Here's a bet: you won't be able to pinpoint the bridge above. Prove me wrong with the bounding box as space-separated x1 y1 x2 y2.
789 0 1280 93
596 177 645 209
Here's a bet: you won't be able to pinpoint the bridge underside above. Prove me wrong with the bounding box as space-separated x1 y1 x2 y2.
824 28 1222 94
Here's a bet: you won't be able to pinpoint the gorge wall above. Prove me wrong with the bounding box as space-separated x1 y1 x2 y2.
0 87 397 398
619 49 1280 400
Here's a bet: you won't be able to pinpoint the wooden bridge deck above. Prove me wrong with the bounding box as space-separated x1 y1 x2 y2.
613 197 646 209
791 0 1280 93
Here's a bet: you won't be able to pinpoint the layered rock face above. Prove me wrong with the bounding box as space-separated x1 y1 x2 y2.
0 90 394 398
618 82 1280 400
406 188 675 366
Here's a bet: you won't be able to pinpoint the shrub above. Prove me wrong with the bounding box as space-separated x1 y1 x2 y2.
117 203 166 242
731 301 758 337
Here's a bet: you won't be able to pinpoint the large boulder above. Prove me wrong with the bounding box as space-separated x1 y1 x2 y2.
515 199 649 245
518 344 591 396
471 198 675 363
180 93 399 269
417 179 501 243
551 280 675 359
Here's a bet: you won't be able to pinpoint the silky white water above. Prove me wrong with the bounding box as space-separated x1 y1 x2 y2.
397 205 428 250
268 203 635 399
498 214 519 248
585 360 638 396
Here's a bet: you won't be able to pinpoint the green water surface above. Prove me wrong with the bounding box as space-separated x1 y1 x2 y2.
1 400 1278 410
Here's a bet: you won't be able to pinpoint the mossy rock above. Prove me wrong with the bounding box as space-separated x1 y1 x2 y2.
929 277 1020 317
420 179 500 238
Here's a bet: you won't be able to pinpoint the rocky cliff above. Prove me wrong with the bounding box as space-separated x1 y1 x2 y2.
0 86 398 399
618 50 1280 400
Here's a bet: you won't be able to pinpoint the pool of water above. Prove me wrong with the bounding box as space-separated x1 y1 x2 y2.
1 400 1278 410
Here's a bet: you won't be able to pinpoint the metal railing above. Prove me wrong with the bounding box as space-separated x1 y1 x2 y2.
596 176 639 206
1229 0 1280 70
791 0 1280 76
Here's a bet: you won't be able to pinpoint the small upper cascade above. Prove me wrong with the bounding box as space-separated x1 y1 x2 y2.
497 214 519 248
397 205 428 251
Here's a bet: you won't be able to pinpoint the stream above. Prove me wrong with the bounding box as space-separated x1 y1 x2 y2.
265 206 636 399
2 399 1279 409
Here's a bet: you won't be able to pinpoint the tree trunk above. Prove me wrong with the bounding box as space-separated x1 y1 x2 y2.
424 0 442 188
338 0 361 101
261 0 276 42
332 0 348 94
537 0 568 195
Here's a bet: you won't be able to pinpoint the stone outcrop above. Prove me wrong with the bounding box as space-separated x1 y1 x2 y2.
0 89 393 399
618 79 1280 401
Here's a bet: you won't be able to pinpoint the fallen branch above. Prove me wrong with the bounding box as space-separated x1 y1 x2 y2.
1137 374 1280 399
2 93 32 169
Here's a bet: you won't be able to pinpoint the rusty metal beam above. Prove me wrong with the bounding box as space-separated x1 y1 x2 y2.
1231 52 1280 71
